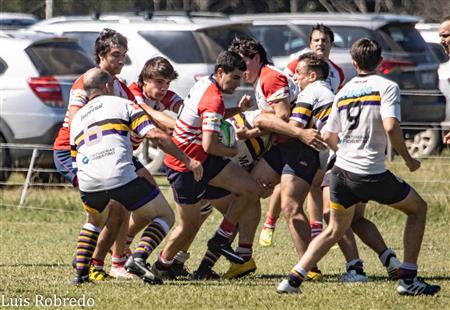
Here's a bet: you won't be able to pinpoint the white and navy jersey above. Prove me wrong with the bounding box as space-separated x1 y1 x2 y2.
291 80 335 170
164 76 224 172
290 80 335 132
255 65 299 112
284 58 345 94
70 95 155 192
325 74 401 175
227 110 271 169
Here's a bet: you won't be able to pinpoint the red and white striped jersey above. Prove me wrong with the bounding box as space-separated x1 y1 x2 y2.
255 65 299 112
284 58 345 94
128 82 183 112
53 73 136 150
164 76 224 172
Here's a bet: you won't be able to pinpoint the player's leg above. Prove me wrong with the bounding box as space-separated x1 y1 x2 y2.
259 185 281 247
350 204 401 280
307 169 325 238
206 160 267 264
90 200 126 281
193 195 234 280
72 191 110 284
110 177 170 284
277 204 356 293
322 183 368 283
385 185 440 295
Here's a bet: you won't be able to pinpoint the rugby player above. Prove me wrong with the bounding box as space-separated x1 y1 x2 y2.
277 38 440 296
150 51 269 278
261 24 346 249
53 28 148 280
225 36 328 279
70 68 202 284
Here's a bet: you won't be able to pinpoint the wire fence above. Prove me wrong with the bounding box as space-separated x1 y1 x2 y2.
1 125 450 209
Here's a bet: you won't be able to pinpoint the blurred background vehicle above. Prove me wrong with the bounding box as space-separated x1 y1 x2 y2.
416 22 450 132
232 13 447 157
31 14 254 172
0 12 38 29
0 30 94 182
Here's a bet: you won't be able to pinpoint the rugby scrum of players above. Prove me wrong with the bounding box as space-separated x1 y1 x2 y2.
54 22 445 296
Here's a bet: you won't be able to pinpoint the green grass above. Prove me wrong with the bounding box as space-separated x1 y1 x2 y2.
0 157 449 309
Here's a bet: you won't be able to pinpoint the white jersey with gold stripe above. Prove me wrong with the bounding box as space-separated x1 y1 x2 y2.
70 95 154 192
325 74 401 175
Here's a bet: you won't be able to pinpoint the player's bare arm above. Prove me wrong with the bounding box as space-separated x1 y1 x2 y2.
323 131 339 152
383 117 420 172
67 105 82 126
146 128 203 180
270 98 291 122
139 103 176 132
202 130 238 158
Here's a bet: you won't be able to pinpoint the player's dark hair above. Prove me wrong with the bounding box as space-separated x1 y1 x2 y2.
228 36 270 65
442 15 450 22
214 50 246 74
94 28 128 64
297 52 329 80
309 24 334 44
350 38 382 72
138 56 178 87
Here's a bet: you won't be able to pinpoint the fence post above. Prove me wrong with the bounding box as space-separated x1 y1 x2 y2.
18 148 39 207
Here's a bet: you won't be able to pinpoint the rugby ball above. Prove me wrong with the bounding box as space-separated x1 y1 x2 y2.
219 121 236 147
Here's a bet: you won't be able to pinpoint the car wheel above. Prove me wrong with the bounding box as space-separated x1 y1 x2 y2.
133 139 165 174
0 134 12 183
405 129 441 157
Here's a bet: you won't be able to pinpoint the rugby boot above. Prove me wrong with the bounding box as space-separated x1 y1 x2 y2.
223 258 257 279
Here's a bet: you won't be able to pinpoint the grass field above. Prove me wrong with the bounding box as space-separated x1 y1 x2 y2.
0 156 449 309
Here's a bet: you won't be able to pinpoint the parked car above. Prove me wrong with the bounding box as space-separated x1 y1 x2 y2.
0 12 38 29
416 23 450 131
232 13 446 156
31 17 254 172
0 30 94 182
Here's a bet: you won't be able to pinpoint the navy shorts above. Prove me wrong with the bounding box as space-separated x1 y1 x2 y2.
80 177 160 213
54 149 144 187
329 166 411 209
167 155 230 204
263 140 320 185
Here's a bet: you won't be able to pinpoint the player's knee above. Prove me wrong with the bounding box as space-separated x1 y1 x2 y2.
282 204 303 219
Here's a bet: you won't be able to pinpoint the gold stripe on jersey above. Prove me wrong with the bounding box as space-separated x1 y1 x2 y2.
74 122 130 146
130 111 150 131
337 94 381 109
313 102 333 121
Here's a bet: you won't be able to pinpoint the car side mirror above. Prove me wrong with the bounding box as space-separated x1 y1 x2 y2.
428 42 449 64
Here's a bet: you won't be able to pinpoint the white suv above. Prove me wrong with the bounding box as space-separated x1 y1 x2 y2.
31 17 253 172
0 30 94 182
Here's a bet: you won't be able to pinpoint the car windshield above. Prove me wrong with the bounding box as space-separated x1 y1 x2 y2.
294 24 377 49
139 25 252 63
25 40 94 76
377 23 429 53
249 25 308 57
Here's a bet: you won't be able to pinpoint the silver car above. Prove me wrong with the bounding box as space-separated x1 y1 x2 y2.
232 13 446 156
0 30 94 182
